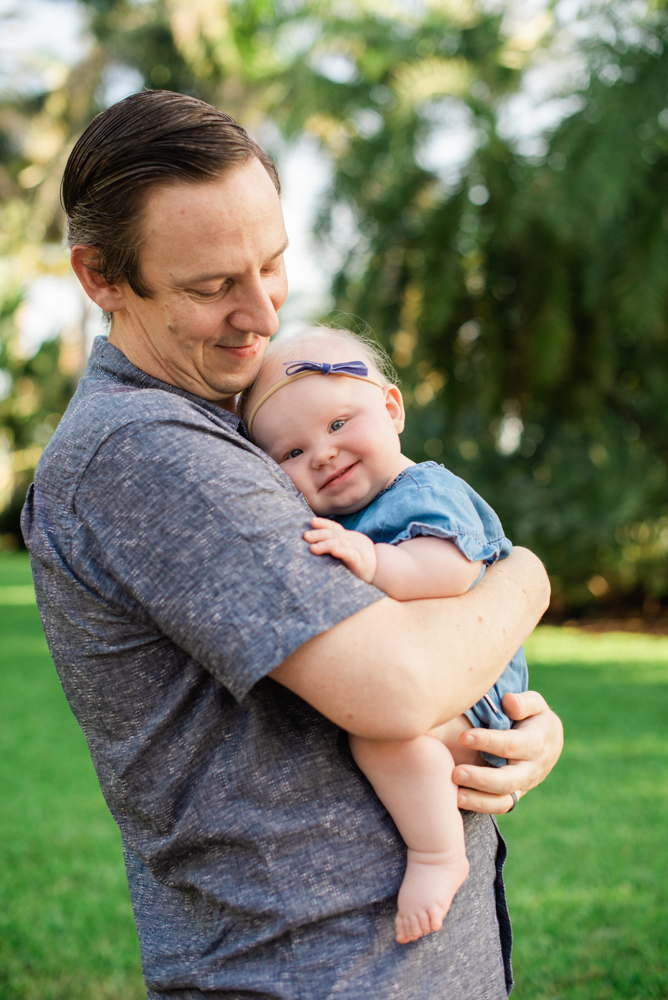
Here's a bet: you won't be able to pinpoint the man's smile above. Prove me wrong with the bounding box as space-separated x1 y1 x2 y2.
214 339 264 359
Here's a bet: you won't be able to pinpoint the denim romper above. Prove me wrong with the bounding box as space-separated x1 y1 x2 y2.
338 462 529 767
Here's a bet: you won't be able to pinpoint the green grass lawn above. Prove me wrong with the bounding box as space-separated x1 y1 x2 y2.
0 553 145 1000
1 552 667 999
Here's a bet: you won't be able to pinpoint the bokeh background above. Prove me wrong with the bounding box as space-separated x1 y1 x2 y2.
1 0 668 619
1 4 668 1000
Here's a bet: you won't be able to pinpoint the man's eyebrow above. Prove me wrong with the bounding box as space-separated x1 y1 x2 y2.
181 239 290 286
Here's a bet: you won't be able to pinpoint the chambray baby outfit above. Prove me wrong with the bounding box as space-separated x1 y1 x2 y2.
338 462 528 767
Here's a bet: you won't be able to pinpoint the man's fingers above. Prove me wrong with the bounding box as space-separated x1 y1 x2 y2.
501 689 548 721
457 786 523 815
455 697 563 816
460 726 519 761
453 761 533 797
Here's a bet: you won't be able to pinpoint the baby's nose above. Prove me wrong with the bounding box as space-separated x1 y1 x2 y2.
312 439 338 466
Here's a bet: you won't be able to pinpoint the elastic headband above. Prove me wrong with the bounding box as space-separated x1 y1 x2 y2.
246 360 385 440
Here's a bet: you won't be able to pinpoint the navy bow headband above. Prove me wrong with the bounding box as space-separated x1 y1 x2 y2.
246 358 383 440
283 360 370 378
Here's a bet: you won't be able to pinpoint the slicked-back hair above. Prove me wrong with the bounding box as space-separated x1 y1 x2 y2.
62 90 280 298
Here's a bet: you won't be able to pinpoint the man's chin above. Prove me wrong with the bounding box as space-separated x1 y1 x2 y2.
206 346 266 388
203 361 265 399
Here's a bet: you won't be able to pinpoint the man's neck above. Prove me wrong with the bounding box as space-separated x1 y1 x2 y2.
108 321 238 414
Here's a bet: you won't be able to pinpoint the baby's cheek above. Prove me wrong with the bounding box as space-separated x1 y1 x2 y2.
281 469 320 514
306 494 331 517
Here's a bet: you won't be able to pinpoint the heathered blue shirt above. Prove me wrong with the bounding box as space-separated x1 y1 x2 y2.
21 338 512 1000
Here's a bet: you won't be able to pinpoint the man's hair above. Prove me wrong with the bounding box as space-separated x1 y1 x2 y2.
61 90 280 298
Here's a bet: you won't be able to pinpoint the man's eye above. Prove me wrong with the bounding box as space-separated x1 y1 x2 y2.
287 449 303 459
330 419 345 432
192 280 231 298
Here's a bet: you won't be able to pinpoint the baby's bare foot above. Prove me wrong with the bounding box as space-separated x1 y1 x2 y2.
395 849 470 945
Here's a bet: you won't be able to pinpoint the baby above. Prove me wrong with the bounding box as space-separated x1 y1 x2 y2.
243 327 528 946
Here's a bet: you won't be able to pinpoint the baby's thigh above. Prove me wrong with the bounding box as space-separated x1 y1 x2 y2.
428 715 484 767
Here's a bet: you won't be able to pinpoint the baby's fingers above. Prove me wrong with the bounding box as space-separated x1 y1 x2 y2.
308 537 351 557
304 528 338 543
309 538 362 568
311 516 343 532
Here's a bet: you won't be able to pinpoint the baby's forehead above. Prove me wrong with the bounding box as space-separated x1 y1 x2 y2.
253 337 376 397
267 337 368 376
281 369 372 407
255 370 381 448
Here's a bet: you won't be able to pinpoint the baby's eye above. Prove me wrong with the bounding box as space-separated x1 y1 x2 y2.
330 419 346 432
287 448 303 460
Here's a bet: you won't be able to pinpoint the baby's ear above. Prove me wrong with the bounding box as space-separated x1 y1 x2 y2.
384 385 405 433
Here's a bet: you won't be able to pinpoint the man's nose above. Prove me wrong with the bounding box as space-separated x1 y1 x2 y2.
227 274 281 338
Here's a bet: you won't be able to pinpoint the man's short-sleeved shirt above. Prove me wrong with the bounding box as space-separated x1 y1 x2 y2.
21 338 511 999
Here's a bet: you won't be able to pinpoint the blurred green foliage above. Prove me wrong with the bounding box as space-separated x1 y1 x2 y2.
1 0 667 612
0 289 79 543
274 4 668 613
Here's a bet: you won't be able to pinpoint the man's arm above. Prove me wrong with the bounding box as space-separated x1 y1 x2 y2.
270 546 549 741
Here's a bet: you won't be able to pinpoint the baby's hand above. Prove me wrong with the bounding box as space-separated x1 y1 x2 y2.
304 517 378 584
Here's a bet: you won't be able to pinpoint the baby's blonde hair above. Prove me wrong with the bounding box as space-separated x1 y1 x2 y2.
241 325 399 423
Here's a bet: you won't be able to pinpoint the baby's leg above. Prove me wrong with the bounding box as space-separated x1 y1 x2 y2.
437 713 486 767
350 732 470 945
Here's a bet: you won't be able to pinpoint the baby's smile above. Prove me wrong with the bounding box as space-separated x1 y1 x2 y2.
319 461 361 492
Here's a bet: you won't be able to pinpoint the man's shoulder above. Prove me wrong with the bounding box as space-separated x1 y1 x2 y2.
35 376 247 501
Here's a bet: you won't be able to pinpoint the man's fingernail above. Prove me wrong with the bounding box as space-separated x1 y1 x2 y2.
459 792 468 806
458 770 470 784
461 732 475 745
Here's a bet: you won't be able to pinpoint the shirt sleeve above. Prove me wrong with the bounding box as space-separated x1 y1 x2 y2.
72 417 383 701
369 466 512 565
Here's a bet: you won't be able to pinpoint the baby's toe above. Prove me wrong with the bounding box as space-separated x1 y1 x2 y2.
427 904 446 934
405 912 426 941
395 914 412 945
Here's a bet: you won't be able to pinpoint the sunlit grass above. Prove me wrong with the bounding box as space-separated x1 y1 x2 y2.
0 553 144 1000
503 627 668 1000
2 552 667 998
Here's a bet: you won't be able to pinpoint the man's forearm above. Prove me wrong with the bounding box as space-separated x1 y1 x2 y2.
270 547 550 741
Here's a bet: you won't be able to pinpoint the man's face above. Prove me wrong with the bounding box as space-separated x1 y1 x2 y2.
109 158 288 404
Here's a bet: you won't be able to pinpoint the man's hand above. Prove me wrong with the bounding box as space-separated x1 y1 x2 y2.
452 691 563 815
304 517 378 584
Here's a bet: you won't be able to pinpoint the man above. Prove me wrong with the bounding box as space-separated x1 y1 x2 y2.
22 91 561 999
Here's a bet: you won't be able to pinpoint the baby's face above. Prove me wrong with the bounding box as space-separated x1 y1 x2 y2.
252 373 405 516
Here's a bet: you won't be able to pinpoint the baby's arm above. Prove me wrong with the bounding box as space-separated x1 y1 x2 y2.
304 517 482 600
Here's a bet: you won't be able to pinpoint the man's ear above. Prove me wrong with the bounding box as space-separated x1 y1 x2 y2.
70 246 128 312
384 384 406 434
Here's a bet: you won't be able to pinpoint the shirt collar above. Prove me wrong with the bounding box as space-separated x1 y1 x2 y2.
86 336 248 437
